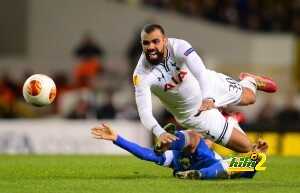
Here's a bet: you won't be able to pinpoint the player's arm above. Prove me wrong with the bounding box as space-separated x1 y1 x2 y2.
176 40 215 111
133 73 176 143
91 124 170 165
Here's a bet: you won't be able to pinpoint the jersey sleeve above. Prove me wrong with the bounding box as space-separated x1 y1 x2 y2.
133 71 166 137
175 39 212 100
113 135 166 165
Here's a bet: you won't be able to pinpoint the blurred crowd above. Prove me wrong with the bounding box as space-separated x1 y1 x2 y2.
0 33 139 121
2 0 300 133
2 61 300 132
126 0 300 34
244 95 300 132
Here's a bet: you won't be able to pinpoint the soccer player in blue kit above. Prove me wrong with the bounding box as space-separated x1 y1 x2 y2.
91 123 268 180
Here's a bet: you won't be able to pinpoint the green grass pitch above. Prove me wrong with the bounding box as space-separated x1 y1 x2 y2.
0 155 299 193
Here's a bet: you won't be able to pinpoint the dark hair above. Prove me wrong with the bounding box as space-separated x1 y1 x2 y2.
142 24 165 35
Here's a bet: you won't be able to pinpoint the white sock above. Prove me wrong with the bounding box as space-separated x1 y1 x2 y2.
239 77 257 94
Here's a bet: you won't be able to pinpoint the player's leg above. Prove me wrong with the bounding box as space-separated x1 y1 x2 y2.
225 126 252 153
212 73 255 107
176 148 230 180
238 73 277 105
238 86 256 105
183 109 252 153
175 140 269 180
175 161 228 180
213 73 277 107
240 72 277 93
219 116 252 153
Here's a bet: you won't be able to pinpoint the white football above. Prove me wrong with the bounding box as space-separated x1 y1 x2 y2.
23 74 56 106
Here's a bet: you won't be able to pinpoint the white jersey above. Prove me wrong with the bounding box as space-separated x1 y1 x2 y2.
133 38 242 137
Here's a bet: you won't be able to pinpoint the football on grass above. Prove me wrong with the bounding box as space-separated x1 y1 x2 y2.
23 74 56 106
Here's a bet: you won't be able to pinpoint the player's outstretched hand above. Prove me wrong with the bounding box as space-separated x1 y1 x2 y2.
159 132 177 144
91 123 117 141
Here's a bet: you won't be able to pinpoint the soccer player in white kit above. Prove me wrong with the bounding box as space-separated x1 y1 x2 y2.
133 24 277 153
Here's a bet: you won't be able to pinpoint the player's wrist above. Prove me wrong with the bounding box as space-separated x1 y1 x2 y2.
113 135 122 145
113 135 119 142
159 131 168 137
152 125 165 137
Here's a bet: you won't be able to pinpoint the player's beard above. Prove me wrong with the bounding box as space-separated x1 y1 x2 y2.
145 48 164 65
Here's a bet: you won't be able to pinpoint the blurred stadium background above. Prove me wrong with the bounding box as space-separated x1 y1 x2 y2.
1 0 300 157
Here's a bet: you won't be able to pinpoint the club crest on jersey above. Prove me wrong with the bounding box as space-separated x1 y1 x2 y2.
133 75 141 86
164 70 188 91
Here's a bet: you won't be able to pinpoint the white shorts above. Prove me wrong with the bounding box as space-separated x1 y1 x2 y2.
208 71 243 107
180 108 235 145
176 72 243 145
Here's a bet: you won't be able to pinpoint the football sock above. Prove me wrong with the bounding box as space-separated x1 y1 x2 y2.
240 76 257 94
199 161 227 179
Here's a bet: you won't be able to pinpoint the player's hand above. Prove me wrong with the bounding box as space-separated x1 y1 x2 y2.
200 98 215 111
195 98 215 116
158 132 177 144
91 123 117 141
175 170 201 179
252 139 268 153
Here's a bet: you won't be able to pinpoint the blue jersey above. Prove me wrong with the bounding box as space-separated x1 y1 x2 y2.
114 133 227 179
168 139 220 173
113 132 255 179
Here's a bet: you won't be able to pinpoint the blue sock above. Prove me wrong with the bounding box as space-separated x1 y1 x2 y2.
239 171 256 178
199 161 227 179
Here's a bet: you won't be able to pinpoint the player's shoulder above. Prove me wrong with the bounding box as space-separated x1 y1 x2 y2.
133 54 156 87
168 38 192 50
134 53 151 74
168 38 193 58
168 37 190 44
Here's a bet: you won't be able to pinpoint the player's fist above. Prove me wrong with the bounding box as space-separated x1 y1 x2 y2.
91 123 117 141
158 132 177 144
